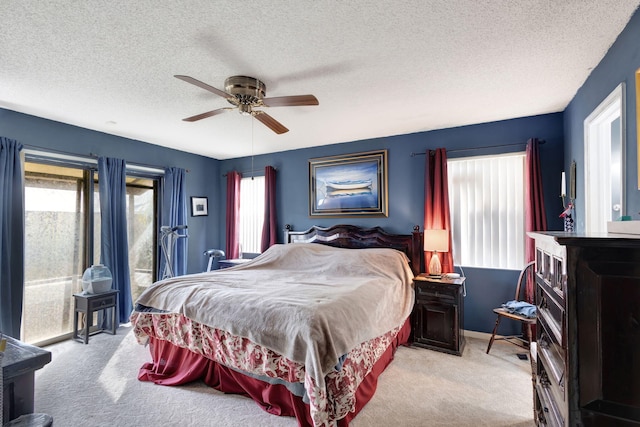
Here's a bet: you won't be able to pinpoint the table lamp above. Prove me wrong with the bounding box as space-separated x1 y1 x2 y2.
424 229 449 277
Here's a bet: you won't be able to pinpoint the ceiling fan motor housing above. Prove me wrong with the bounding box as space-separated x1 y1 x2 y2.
225 76 266 106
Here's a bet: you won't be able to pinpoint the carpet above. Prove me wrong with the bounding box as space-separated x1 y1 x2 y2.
34 327 535 426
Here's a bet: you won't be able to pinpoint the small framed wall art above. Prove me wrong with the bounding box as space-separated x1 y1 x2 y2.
191 196 208 217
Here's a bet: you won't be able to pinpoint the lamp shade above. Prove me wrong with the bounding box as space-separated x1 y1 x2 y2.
424 229 449 252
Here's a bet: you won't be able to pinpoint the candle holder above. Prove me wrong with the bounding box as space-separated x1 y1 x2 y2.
560 161 576 232
560 160 576 232
560 201 574 232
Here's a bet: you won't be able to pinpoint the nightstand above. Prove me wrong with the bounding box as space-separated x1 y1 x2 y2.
412 274 465 356
72 290 118 344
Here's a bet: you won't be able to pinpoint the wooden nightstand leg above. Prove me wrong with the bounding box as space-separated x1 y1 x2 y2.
110 306 117 335
73 308 79 341
83 310 91 344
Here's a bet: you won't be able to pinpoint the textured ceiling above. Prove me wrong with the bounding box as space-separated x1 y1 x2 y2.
1 1 639 160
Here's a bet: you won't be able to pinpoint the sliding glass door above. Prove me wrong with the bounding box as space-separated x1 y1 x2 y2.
125 177 157 303
93 174 157 305
23 162 90 344
23 160 159 345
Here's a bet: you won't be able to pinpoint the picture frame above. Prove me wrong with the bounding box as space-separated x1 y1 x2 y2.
190 196 208 217
309 149 388 217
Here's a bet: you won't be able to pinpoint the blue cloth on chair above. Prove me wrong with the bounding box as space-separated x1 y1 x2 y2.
502 300 537 318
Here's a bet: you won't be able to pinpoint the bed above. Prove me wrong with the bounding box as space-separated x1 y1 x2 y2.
130 224 423 427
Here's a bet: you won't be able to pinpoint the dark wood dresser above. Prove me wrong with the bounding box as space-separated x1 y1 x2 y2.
2 336 51 423
412 274 465 356
529 231 640 426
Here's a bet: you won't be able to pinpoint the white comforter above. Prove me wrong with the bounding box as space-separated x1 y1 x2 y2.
135 243 415 389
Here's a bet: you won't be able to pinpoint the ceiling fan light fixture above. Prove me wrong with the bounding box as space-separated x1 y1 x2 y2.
176 74 318 134
238 104 252 116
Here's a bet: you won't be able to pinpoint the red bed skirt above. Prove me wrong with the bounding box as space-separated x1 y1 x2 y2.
138 319 411 426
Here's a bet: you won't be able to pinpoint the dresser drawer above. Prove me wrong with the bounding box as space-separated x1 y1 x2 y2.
415 282 456 301
89 294 117 310
536 281 565 347
535 248 566 303
535 381 564 427
538 316 565 385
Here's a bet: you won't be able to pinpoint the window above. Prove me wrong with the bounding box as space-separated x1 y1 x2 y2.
22 156 160 345
447 152 525 270
239 175 265 255
93 174 158 303
23 162 91 344
125 177 157 301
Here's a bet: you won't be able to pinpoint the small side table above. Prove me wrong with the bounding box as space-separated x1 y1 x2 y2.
412 274 466 356
72 290 119 344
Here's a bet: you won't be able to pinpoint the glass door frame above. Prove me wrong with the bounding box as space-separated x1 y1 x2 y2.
22 151 164 345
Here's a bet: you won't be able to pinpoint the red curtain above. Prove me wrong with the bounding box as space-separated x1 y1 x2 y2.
225 171 242 259
424 148 454 273
524 138 547 302
260 166 278 252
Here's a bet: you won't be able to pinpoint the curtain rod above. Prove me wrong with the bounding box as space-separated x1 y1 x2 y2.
22 144 182 173
409 140 546 157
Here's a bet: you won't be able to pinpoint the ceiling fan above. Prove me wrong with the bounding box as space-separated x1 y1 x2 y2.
175 75 319 134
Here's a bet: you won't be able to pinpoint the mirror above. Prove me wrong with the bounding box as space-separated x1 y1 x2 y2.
584 83 625 233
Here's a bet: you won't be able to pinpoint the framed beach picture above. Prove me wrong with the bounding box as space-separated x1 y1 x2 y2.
309 150 388 217
191 196 208 217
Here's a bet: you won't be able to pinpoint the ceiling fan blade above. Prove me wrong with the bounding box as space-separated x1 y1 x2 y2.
175 75 232 100
253 111 289 134
182 108 231 122
262 95 319 107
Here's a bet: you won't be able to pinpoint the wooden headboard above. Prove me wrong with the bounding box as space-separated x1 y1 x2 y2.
284 224 424 276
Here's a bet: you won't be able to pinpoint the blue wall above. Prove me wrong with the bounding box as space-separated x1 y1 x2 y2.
0 106 566 335
221 113 565 333
0 108 222 273
564 6 640 229
5 6 639 334
3 8 638 337
14 6 640 333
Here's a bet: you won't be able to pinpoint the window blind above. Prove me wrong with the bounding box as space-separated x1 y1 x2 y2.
239 176 265 254
447 153 525 270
